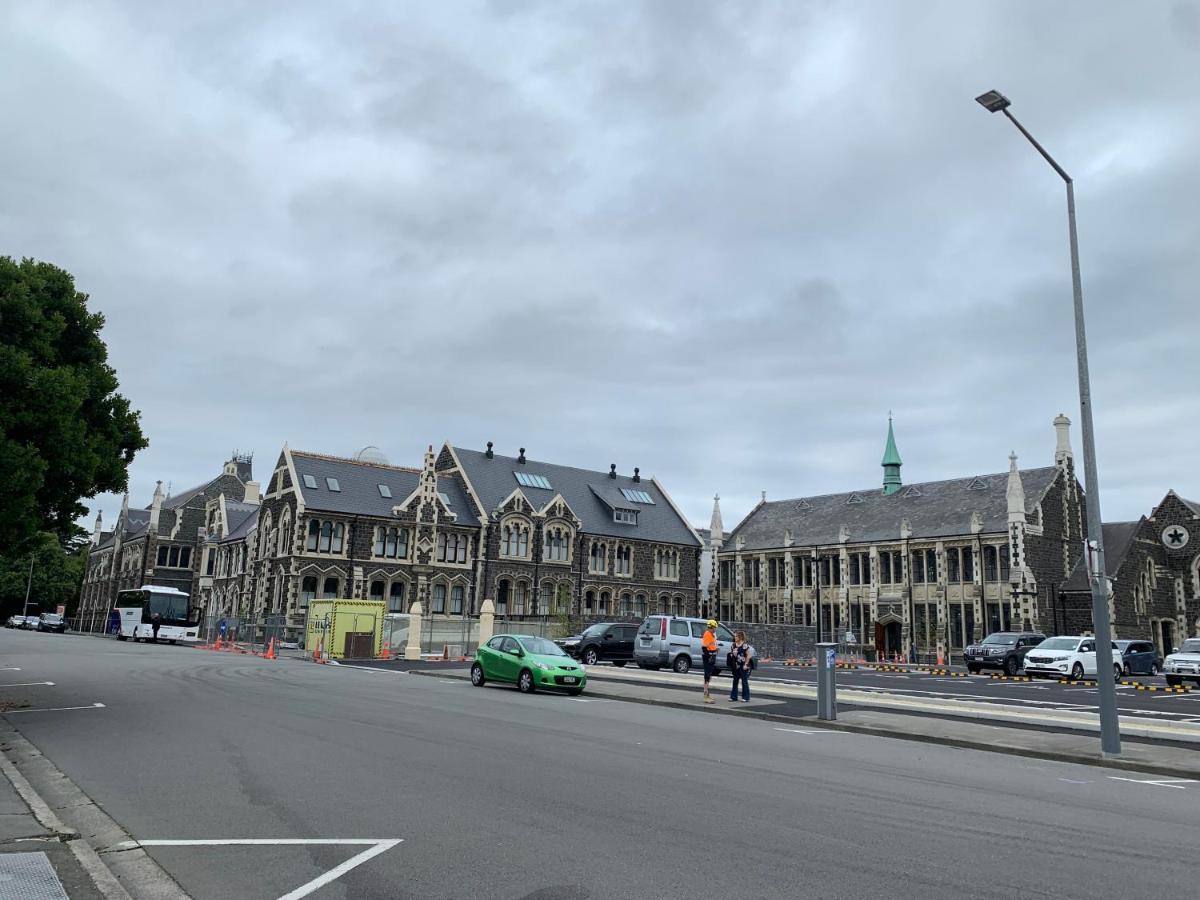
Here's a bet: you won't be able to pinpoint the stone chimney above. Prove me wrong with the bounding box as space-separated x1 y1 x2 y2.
1053 414 1073 467
243 480 261 505
149 481 164 531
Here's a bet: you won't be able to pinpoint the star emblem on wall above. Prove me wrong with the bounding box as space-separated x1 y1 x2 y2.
1161 525 1190 549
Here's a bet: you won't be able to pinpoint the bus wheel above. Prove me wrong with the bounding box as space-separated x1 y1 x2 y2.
169 640 177 645
116 635 127 641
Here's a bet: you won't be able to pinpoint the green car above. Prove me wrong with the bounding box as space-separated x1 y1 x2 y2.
471 634 587 695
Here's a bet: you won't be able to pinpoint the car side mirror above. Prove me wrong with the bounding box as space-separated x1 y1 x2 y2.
1172 647 1180 654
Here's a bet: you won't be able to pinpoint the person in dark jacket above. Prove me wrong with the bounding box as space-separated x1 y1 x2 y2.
151 612 162 643
729 631 752 702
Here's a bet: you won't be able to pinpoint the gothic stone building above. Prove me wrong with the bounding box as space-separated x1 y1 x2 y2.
234 442 701 637
78 454 257 629
713 416 1089 662
1058 490 1200 657
194 494 261 621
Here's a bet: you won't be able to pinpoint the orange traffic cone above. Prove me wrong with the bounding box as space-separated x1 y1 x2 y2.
379 643 391 660
265 637 276 660
214 635 223 651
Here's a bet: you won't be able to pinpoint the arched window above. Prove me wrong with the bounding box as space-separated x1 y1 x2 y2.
635 593 647 616
513 581 529 615
321 577 339 599
983 546 999 582
432 584 447 614
654 548 679 580
556 582 572 614
388 581 406 613
615 545 632 576
369 580 385 601
584 589 595 613
278 511 291 556
589 542 607 574
620 592 633 615
497 579 510 615
545 526 571 562
319 522 333 553
599 591 611 614
450 585 464 615
331 523 345 554
300 576 317 607
307 520 320 551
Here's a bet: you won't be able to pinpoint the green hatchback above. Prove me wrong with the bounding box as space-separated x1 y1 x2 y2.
471 634 587 695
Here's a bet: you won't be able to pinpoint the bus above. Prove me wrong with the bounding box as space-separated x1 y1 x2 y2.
109 586 202 644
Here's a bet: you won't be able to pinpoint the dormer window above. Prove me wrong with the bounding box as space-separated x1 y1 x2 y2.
614 508 638 525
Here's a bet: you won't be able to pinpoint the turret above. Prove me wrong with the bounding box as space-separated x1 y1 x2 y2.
1054 414 1073 467
881 416 903 495
91 510 103 546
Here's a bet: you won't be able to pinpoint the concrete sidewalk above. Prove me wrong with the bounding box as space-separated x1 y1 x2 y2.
419 666 1200 780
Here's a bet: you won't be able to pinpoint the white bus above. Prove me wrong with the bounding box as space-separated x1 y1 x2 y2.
109 586 202 644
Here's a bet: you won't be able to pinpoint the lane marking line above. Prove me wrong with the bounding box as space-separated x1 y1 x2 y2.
4 703 104 715
0 667 21 671
114 838 403 900
773 727 845 736
0 681 55 687
1058 778 1092 784
1107 776 1196 790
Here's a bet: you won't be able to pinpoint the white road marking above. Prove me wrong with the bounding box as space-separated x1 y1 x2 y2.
1058 778 1092 784
0 667 21 671
570 698 614 703
115 838 403 900
0 681 55 687
1107 776 1196 790
773 727 844 736
4 702 104 714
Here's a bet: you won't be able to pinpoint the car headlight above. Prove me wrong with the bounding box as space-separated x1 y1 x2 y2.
533 661 554 671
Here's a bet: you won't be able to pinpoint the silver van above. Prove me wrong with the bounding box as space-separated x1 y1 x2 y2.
633 615 735 674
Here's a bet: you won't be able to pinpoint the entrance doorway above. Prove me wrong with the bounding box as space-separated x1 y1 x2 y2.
1160 619 1176 655
875 619 902 660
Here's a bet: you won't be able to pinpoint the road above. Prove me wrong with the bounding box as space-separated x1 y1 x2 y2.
1 628 1196 899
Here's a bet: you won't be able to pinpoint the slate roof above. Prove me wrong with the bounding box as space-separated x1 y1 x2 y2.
291 451 474 522
1061 520 1144 592
451 447 700 546
725 466 1063 551
162 482 209 510
223 502 259 542
1181 496 1200 517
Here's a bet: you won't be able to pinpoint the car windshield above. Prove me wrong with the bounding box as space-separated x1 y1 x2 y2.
1037 637 1079 650
582 624 608 638
43 615 62 622
1179 639 1200 654
982 634 1016 646
520 637 566 657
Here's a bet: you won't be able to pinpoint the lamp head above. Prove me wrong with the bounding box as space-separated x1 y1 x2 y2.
975 90 1011 113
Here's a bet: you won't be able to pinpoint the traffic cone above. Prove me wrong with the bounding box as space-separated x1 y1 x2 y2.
265 637 276 660
214 635 223 651
379 643 391 660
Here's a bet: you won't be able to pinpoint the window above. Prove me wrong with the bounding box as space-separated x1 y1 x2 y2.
326 477 341 492
620 488 655 505
157 546 168 566
514 472 552 490
670 620 689 637
206 550 215 576
438 492 452 508
850 553 870 585
984 546 999 582
545 526 571 562
432 584 446 614
999 545 1010 581
589 542 608 574
745 559 760 588
793 558 811 588
388 581 405 613
378 484 392 498
513 581 528 615
614 508 637 525
306 521 319 551
451 586 464 615
331 523 344 553
320 577 339 599
946 548 960 583
497 579 510 615
961 546 973 582
768 558 779 588
300 577 317 607
438 532 468 564
879 550 902 584
303 474 318 489
720 560 735 589
911 549 936 584
168 546 180 567
655 548 679 580
369 580 385 601
318 522 333 553
615 544 632 576
179 547 191 568
503 523 530 558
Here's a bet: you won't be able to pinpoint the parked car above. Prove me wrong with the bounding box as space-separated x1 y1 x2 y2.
19 615 39 630
963 631 1045 675
1115 639 1161 676
558 622 637 666
37 613 67 634
1163 638 1200 687
5 615 30 629
633 615 735 675
1023 636 1123 680
471 634 587 695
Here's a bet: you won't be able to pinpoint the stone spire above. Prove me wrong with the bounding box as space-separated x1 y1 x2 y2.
1053 413 1073 467
881 416 903 495
1006 453 1026 524
709 494 724 544
91 510 103 546
149 480 165 531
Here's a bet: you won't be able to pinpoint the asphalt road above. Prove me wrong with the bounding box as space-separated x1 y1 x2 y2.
1 629 1197 900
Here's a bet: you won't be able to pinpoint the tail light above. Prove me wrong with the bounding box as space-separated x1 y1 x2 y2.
660 618 667 638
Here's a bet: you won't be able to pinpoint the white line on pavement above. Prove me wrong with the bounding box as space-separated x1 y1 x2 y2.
773 727 844 736
4 702 104 714
116 838 403 900
0 667 21 671
1058 778 1092 784
1107 776 1196 790
0 681 55 687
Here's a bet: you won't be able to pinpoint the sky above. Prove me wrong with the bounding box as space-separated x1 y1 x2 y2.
2 0 1198 535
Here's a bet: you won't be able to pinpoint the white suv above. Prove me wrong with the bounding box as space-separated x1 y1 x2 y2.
1023 636 1122 681
1164 638 1200 687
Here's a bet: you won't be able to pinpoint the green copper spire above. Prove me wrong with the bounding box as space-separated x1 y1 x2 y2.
882 415 902 495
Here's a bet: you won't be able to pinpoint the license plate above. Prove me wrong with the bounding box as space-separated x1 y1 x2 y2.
562 677 577 684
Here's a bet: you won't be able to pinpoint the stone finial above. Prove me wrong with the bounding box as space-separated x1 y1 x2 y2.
91 510 103 546
735 535 746 551
1054 413 1073 466
709 495 724 543
1007 452 1027 524
900 518 912 539
839 524 850 543
149 480 165 531
783 528 794 547
970 510 984 534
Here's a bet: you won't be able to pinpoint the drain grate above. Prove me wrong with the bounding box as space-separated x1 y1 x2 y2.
0 851 70 900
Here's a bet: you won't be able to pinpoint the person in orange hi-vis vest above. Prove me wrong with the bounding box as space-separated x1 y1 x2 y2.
701 620 719 704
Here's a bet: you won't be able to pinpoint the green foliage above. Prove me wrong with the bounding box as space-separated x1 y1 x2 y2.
0 257 148 547
0 532 87 617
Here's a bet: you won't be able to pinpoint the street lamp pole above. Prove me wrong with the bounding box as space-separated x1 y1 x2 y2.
976 90 1121 756
22 555 34 620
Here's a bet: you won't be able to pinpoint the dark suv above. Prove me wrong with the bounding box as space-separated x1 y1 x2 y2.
558 623 637 667
964 631 1045 675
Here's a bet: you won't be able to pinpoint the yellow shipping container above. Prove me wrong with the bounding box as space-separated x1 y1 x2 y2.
304 599 386 660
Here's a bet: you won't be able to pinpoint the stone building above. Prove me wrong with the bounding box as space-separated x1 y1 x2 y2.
712 416 1090 662
77 454 257 629
1058 490 1200 657
194 494 260 621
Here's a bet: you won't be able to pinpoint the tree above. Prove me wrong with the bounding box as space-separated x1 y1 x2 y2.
0 532 87 617
0 257 147 548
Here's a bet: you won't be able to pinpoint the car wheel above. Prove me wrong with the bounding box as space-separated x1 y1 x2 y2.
567 688 584 696
582 647 599 666
517 669 536 693
967 664 980 674
470 663 486 687
1071 662 1084 681
116 634 127 641
1004 656 1020 676
1113 664 1122 680
1123 663 1131 676
1149 664 1159 676
1166 675 1182 687
673 655 691 674
613 661 627 667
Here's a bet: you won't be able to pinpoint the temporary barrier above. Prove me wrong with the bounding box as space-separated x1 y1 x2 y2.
304 599 386 660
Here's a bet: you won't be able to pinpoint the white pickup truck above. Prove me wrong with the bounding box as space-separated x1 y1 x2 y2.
1164 637 1200 687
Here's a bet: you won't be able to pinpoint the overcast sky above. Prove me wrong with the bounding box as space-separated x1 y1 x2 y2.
2 1 1197 535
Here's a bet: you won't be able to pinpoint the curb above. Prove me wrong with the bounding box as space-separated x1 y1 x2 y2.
411 669 1200 780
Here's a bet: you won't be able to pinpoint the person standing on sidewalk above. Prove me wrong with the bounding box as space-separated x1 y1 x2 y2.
729 631 752 702
151 612 162 643
701 619 719 704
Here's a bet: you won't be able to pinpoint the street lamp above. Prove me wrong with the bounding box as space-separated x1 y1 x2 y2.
976 89 1121 756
